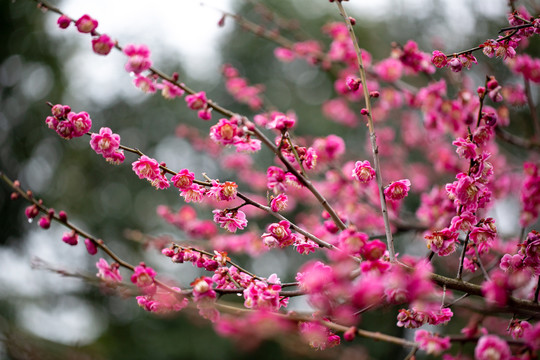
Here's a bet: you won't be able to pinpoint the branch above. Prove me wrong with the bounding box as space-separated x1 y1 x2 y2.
335 1 395 261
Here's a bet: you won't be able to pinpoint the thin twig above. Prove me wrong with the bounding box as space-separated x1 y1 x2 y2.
335 1 395 261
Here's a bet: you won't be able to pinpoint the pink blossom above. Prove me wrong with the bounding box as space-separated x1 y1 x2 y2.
158 80 184 99
352 160 376 183
384 179 411 201
522 230 540 274
345 76 361 91
75 14 98 33
233 136 261 152
414 330 451 355
360 239 386 260
62 230 78 246
57 15 71 29
84 238 98 255
337 229 367 256
270 193 288 212
267 166 287 193
313 135 345 162
322 98 358 127
212 209 248 233
210 118 239 145
151 173 170 190
171 169 195 190
38 216 50 229
131 262 157 295
449 211 477 232
431 50 448 68
274 47 295 62
180 184 206 203
243 275 283 311
55 120 74 139
137 287 188 314
185 91 207 110
452 137 476 159
481 270 509 306
375 58 403 82
123 44 152 74
207 180 237 201
261 220 294 248
523 321 540 350
96 258 122 283
267 114 295 131
106 150 125 165
448 57 463 72
424 228 459 256
508 320 531 339
459 53 477 69
90 127 120 158
474 335 511 360
449 173 479 207
132 155 160 181
133 75 157 93
66 111 92 137
91 34 115 55
191 276 216 301
294 237 318 255
299 321 340 350
25 205 39 220
296 261 335 293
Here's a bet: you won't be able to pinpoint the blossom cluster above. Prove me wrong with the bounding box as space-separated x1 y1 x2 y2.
10 1 540 359
45 103 92 140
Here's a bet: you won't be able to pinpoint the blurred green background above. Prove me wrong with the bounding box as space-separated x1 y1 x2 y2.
0 0 521 359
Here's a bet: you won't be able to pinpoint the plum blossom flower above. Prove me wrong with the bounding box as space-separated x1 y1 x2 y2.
133 75 157 93
414 330 451 356
123 44 152 74
91 34 115 55
474 335 511 360
158 80 184 99
267 166 287 193
243 274 283 311
261 220 294 248
62 230 78 246
75 14 98 33
132 155 160 181
207 180 237 201
481 270 509 306
212 209 248 233
270 193 288 212
352 160 376 183
171 169 195 190
452 137 477 159
90 127 120 158
57 15 71 29
67 111 92 137
84 238 97 255
374 57 403 82
210 118 239 145
185 91 207 110
191 276 216 301
131 262 157 295
180 184 206 203
294 237 318 255
274 47 295 62
424 228 459 256
299 321 340 350
384 179 411 201
96 258 122 283
431 50 448 68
